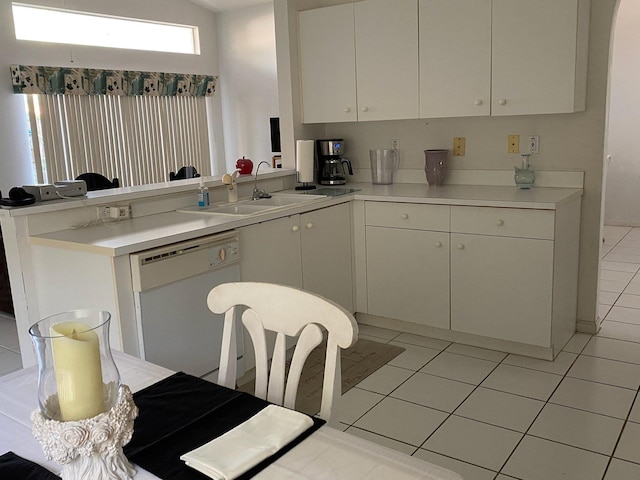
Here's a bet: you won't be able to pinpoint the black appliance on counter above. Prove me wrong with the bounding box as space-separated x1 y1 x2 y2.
316 139 353 185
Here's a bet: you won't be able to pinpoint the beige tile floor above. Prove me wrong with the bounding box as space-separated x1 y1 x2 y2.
1 225 640 479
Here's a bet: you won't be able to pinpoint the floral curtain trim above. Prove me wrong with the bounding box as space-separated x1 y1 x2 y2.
10 65 217 97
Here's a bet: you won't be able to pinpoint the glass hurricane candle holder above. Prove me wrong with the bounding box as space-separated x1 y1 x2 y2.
29 309 121 422
29 310 137 480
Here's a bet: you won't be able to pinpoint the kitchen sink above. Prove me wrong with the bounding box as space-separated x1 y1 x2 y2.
177 193 326 217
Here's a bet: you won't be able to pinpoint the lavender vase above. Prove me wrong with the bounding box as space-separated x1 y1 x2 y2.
424 150 448 186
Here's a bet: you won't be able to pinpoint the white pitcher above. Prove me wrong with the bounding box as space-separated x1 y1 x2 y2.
369 149 399 185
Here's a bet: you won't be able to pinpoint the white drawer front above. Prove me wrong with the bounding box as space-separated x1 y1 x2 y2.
365 202 449 231
451 206 554 239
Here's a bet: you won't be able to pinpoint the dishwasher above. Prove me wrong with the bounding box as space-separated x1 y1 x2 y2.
129 231 244 378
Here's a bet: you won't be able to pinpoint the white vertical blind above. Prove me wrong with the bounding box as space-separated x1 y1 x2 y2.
27 94 212 186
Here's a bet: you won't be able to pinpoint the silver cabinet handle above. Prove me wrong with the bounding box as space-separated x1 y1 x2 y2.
361 106 369 112
475 99 483 106
457 244 465 250
344 107 351 113
496 219 504 226
498 98 507 105
401 213 409 219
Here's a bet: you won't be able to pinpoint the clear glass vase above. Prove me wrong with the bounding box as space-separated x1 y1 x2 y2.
29 310 122 422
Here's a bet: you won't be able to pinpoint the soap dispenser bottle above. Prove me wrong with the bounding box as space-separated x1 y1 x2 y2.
514 154 535 189
197 178 210 208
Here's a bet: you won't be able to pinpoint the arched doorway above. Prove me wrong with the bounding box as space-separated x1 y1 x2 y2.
599 0 640 340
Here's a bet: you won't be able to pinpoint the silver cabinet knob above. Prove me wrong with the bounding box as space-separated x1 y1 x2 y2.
401 213 409 219
496 219 504 226
498 98 507 105
475 99 483 106
306 222 314 229
344 107 351 113
361 106 369 112
457 244 465 250
219 248 226 261
292 225 299 232
435 241 442 248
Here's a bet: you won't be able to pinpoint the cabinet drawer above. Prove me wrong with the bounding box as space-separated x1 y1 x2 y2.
451 206 554 239
365 202 449 231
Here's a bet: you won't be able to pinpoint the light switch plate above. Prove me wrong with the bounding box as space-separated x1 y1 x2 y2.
453 137 465 156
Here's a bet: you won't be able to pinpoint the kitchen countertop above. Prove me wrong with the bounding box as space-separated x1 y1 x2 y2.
28 182 582 257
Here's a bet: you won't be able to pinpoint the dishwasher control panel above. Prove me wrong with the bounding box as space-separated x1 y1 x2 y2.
130 231 240 292
208 240 239 268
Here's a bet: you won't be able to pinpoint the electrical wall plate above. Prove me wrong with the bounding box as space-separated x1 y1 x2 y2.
508 134 520 154
453 137 466 156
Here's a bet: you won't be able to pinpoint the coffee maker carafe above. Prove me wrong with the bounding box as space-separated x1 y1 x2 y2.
316 139 353 185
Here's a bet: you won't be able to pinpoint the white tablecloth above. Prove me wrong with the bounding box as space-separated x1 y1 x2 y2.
0 351 463 480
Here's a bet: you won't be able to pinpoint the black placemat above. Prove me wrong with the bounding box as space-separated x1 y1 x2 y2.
0 451 59 480
125 372 324 480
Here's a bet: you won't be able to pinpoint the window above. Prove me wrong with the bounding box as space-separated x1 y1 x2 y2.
26 94 213 187
12 3 199 55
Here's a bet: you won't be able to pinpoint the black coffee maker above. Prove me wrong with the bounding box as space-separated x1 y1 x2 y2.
316 139 353 185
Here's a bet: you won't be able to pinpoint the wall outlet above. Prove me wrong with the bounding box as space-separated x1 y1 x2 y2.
528 135 540 154
391 139 400 150
508 134 520 154
453 137 466 156
97 206 110 219
109 206 130 219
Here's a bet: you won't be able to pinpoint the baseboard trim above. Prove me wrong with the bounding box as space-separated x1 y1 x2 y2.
356 312 555 361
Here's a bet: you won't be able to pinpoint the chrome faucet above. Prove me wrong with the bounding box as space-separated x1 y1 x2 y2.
252 161 272 200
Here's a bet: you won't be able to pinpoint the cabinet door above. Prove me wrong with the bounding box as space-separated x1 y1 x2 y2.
301 204 354 312
419 0 491 118
492 0 585 115
366 226 449 329
239 216 303 288
298 4 357 123
451 233 553 346
355 0 419 121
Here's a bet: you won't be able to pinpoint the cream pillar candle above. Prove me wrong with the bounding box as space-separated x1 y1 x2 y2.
51 321 106 421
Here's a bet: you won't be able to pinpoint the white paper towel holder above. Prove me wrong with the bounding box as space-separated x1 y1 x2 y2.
295 139 317 190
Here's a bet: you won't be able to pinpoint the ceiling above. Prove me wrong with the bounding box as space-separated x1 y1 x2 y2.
189 0 272 13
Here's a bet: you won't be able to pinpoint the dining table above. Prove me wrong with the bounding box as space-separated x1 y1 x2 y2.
0 351 463 480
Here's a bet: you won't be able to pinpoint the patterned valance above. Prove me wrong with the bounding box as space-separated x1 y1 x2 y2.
10 64 217 97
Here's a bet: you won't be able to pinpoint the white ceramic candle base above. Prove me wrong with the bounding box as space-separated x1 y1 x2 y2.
31 384 138 480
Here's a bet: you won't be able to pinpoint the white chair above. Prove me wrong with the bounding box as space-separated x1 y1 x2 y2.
207 282 358 422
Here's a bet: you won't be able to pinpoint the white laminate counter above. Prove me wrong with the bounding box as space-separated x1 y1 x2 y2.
27 183 582 257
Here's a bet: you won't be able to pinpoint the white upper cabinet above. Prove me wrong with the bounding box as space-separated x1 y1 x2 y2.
298 0 418 123
355 0 419 121
299 0 589 122
492 0 590 116
298 4 357 123
419 0 491 118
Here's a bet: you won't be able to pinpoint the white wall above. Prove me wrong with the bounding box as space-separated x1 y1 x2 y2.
216 3 279 172
604 0 640 226
275 0 619 332
0 0 221 194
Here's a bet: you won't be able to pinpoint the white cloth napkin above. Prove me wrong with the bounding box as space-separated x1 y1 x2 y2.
180 404 314 480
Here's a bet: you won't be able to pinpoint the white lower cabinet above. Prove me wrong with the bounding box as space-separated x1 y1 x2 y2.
450 233 553 346
366 226 449 328
240 203 353 312
361 200 581 356
365 202 450 329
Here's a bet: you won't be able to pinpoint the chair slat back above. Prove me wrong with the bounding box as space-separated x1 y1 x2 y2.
208 282 358 421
